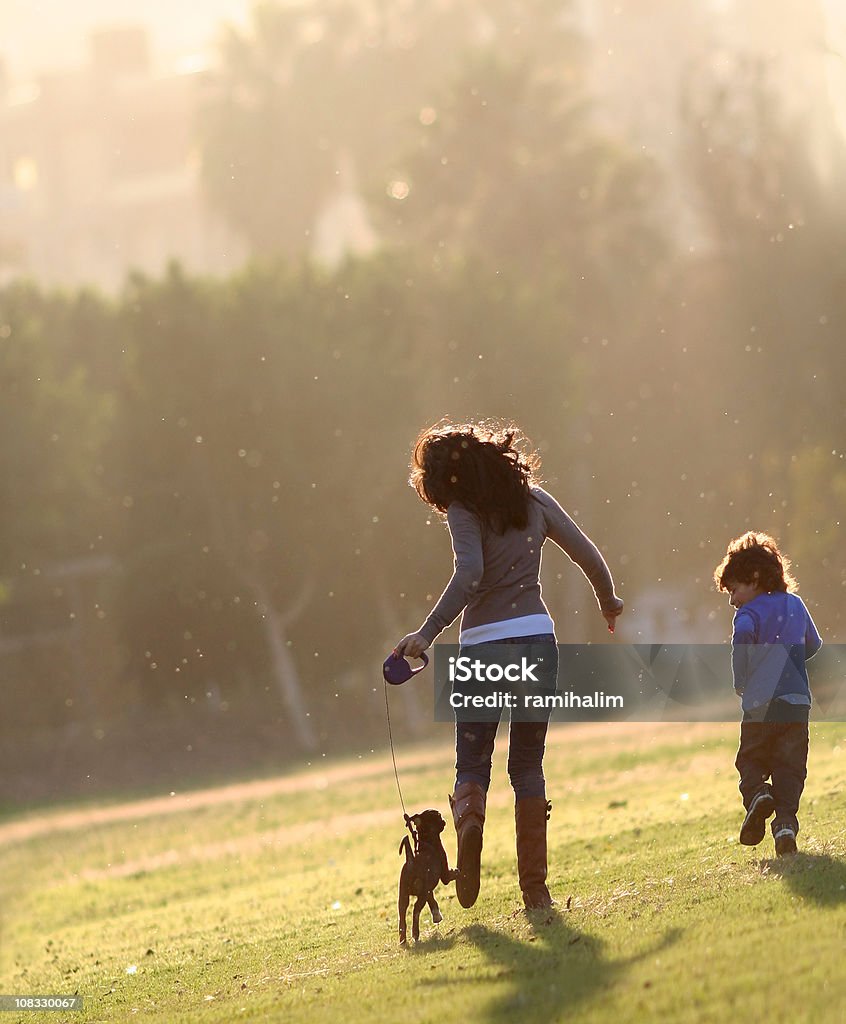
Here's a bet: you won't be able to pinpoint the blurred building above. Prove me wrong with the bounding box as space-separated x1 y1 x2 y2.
0 26 245 290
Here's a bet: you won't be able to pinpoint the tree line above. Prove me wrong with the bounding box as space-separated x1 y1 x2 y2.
1 2 844 802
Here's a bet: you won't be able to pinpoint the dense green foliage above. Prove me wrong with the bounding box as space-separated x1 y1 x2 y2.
1 230 844 802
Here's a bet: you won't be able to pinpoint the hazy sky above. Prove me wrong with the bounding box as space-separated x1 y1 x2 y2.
1 0 252 82
3 0 846 88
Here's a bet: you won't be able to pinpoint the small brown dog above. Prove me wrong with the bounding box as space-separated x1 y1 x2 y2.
398 809 458 944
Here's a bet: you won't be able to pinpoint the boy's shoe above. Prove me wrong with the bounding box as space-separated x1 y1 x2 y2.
773 824 798 857
739 788 776 846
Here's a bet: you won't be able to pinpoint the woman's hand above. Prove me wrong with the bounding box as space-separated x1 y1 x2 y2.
394 632 430 659
603 597 624 633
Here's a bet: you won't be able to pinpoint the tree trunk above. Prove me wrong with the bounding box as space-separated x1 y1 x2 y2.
247 573 318 753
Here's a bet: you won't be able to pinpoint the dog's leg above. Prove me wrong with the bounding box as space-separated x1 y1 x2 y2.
439 842 455 886
412 896 425 942
398 869 410 945
427 892 442 925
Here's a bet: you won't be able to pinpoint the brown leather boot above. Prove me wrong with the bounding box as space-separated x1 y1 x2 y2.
515 796 553 909
449 781 486 908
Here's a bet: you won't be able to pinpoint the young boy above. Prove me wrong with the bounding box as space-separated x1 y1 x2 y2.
714 532 822 856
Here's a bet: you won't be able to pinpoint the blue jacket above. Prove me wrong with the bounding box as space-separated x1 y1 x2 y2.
731 591 822 713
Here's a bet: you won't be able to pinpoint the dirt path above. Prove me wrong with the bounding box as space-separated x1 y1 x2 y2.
0 746 446 847
0 722 728 848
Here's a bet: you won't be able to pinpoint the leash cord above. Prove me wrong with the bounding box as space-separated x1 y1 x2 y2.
384 679 419 850
384 679 407 818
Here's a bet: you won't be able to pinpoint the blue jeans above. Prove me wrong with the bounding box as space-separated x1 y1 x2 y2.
454 634 557 801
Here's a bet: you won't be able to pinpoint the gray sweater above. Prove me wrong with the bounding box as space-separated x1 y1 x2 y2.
418 486 618 644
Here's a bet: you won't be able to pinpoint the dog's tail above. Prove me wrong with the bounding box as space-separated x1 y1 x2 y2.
398 835 414 864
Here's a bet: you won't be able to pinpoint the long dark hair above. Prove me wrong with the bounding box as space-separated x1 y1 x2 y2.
409 420 540 534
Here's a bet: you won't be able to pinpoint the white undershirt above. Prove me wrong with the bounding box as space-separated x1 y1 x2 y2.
458 612 555 646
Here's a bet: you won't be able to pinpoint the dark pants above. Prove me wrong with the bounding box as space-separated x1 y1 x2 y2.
455 634 556 801
735 702 809 834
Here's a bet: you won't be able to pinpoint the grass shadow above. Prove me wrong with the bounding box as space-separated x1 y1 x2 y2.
402 928 460 955
418 907 681 1024
762 852 846 905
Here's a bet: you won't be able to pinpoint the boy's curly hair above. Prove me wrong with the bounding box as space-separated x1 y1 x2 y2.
409 420 541 534
713 531 797 594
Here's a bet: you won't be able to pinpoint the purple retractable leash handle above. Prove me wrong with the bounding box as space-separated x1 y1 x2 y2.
383 650 429 685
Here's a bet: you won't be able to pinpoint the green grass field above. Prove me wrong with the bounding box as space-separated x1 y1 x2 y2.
2 722 845 1023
